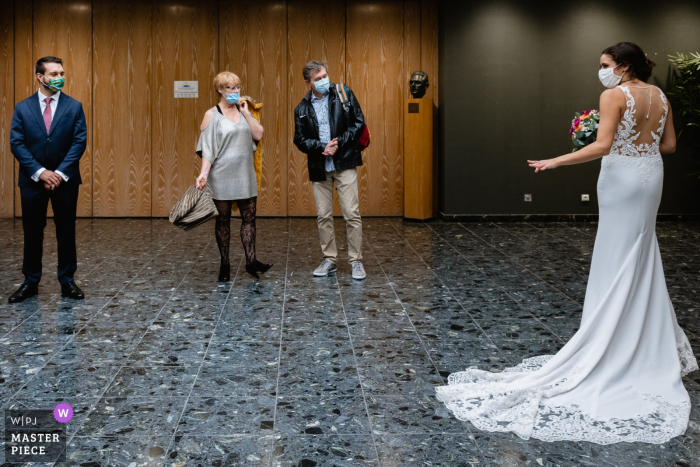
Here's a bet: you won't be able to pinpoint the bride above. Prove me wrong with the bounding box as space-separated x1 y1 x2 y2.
436 42 698 444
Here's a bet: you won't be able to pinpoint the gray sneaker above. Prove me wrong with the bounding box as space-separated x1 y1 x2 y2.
313 260 338 277
351 262 366 280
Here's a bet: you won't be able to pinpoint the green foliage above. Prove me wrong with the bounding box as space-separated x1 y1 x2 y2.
667 52 700 177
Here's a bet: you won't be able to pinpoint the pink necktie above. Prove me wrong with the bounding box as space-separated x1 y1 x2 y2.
43 97 53 134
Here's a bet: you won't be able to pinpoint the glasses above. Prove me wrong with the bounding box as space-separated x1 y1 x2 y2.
223 85 243 92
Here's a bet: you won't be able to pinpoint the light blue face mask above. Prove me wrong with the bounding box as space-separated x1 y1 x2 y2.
314 77 330 94
225 92 240 104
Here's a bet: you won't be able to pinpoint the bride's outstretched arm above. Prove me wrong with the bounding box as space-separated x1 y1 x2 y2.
528 89 623 172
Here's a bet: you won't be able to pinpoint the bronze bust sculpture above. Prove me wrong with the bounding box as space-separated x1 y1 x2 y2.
410 71 430 98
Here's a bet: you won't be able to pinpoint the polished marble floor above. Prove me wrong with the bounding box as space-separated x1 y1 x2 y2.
0 217 699 466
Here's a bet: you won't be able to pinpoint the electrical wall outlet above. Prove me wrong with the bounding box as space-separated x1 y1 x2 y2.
581 194 590 202
524 194 532 202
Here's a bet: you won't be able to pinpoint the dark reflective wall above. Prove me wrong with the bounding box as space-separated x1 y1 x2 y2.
439 0 700 216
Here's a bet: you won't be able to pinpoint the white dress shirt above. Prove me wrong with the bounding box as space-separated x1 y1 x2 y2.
31 88 69 183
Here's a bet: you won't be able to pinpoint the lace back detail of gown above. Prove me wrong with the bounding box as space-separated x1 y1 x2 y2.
601 85 668 188
436 83 698 445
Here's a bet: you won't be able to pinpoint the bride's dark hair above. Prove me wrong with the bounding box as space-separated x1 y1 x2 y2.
602 42 656 82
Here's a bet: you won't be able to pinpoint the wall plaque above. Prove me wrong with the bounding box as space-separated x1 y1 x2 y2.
174 81 198 98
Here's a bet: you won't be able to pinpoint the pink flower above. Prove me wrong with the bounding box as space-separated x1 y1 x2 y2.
574 118 581 126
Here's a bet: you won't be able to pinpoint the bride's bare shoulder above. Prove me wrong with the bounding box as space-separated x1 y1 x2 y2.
600 88 626 107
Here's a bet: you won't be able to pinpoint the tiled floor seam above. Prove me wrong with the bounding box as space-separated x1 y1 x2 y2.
384 220 506 462
0 294 62 341
658 223 700 249
1 229 186 413
2 218 132 295
51 235 208 465
332 241 383 466
516 222 594 251
160 253 243 467
458 223 583 308
269 217 292 467
384 220 507 356
0 220 172 351
489 222 592 282
450 224 570 344
558 222 596 239
361 225 450 385
394 221 563 350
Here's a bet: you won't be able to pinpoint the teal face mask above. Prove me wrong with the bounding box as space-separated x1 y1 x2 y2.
41 75 65 92
225 92 240 104
314 77 330 94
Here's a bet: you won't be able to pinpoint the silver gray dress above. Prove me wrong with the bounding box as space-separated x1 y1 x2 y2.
196 108 258 200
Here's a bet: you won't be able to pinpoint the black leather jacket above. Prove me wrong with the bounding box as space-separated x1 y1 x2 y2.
293 83 366 182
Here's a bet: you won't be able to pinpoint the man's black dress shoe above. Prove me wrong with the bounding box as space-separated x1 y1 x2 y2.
8 283 39 303
61 282 85 299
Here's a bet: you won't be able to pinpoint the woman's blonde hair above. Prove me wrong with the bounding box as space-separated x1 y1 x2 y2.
213 71 241 96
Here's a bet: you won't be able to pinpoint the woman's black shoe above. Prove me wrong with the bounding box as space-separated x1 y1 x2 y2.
245 264 260 279
245 261 273 279
218 264 231 282
252 260 273 273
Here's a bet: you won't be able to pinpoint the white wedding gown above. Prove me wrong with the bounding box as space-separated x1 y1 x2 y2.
436 85 698 444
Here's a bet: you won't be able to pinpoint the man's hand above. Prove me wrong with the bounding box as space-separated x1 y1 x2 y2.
322 138 338 156
40 170 62 189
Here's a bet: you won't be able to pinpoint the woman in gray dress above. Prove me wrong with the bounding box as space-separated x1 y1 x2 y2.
196 71 272 281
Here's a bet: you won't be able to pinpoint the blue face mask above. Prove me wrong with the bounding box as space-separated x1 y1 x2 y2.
314 77 330 94
225 92 240 104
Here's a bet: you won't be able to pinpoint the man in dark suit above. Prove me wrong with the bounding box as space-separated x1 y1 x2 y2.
9 56 87 303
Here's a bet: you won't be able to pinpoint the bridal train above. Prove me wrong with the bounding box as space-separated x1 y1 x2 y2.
436 83 698 444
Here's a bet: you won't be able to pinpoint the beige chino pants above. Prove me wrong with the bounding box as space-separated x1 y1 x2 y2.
312 168 363 264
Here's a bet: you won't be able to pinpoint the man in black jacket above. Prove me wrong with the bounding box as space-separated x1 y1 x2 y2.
293 60 366 280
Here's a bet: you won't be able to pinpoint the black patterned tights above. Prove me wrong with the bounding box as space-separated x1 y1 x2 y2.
214 197 258 266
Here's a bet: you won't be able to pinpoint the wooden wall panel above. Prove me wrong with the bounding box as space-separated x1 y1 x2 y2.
7 1 437 218
0 2 14 218
152 0 218 217
93 0 152 217
347 0 404 216
287 0 346 217
13 0 33 217
220 0 288 217
33 0 93 217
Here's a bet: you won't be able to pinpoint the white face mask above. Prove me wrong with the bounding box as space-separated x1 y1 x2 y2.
598 64 625 88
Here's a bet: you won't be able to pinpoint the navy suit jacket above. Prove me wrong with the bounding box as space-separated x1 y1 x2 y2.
11 92 87 187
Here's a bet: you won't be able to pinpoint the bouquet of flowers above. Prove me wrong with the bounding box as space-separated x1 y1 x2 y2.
570 110 600 152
